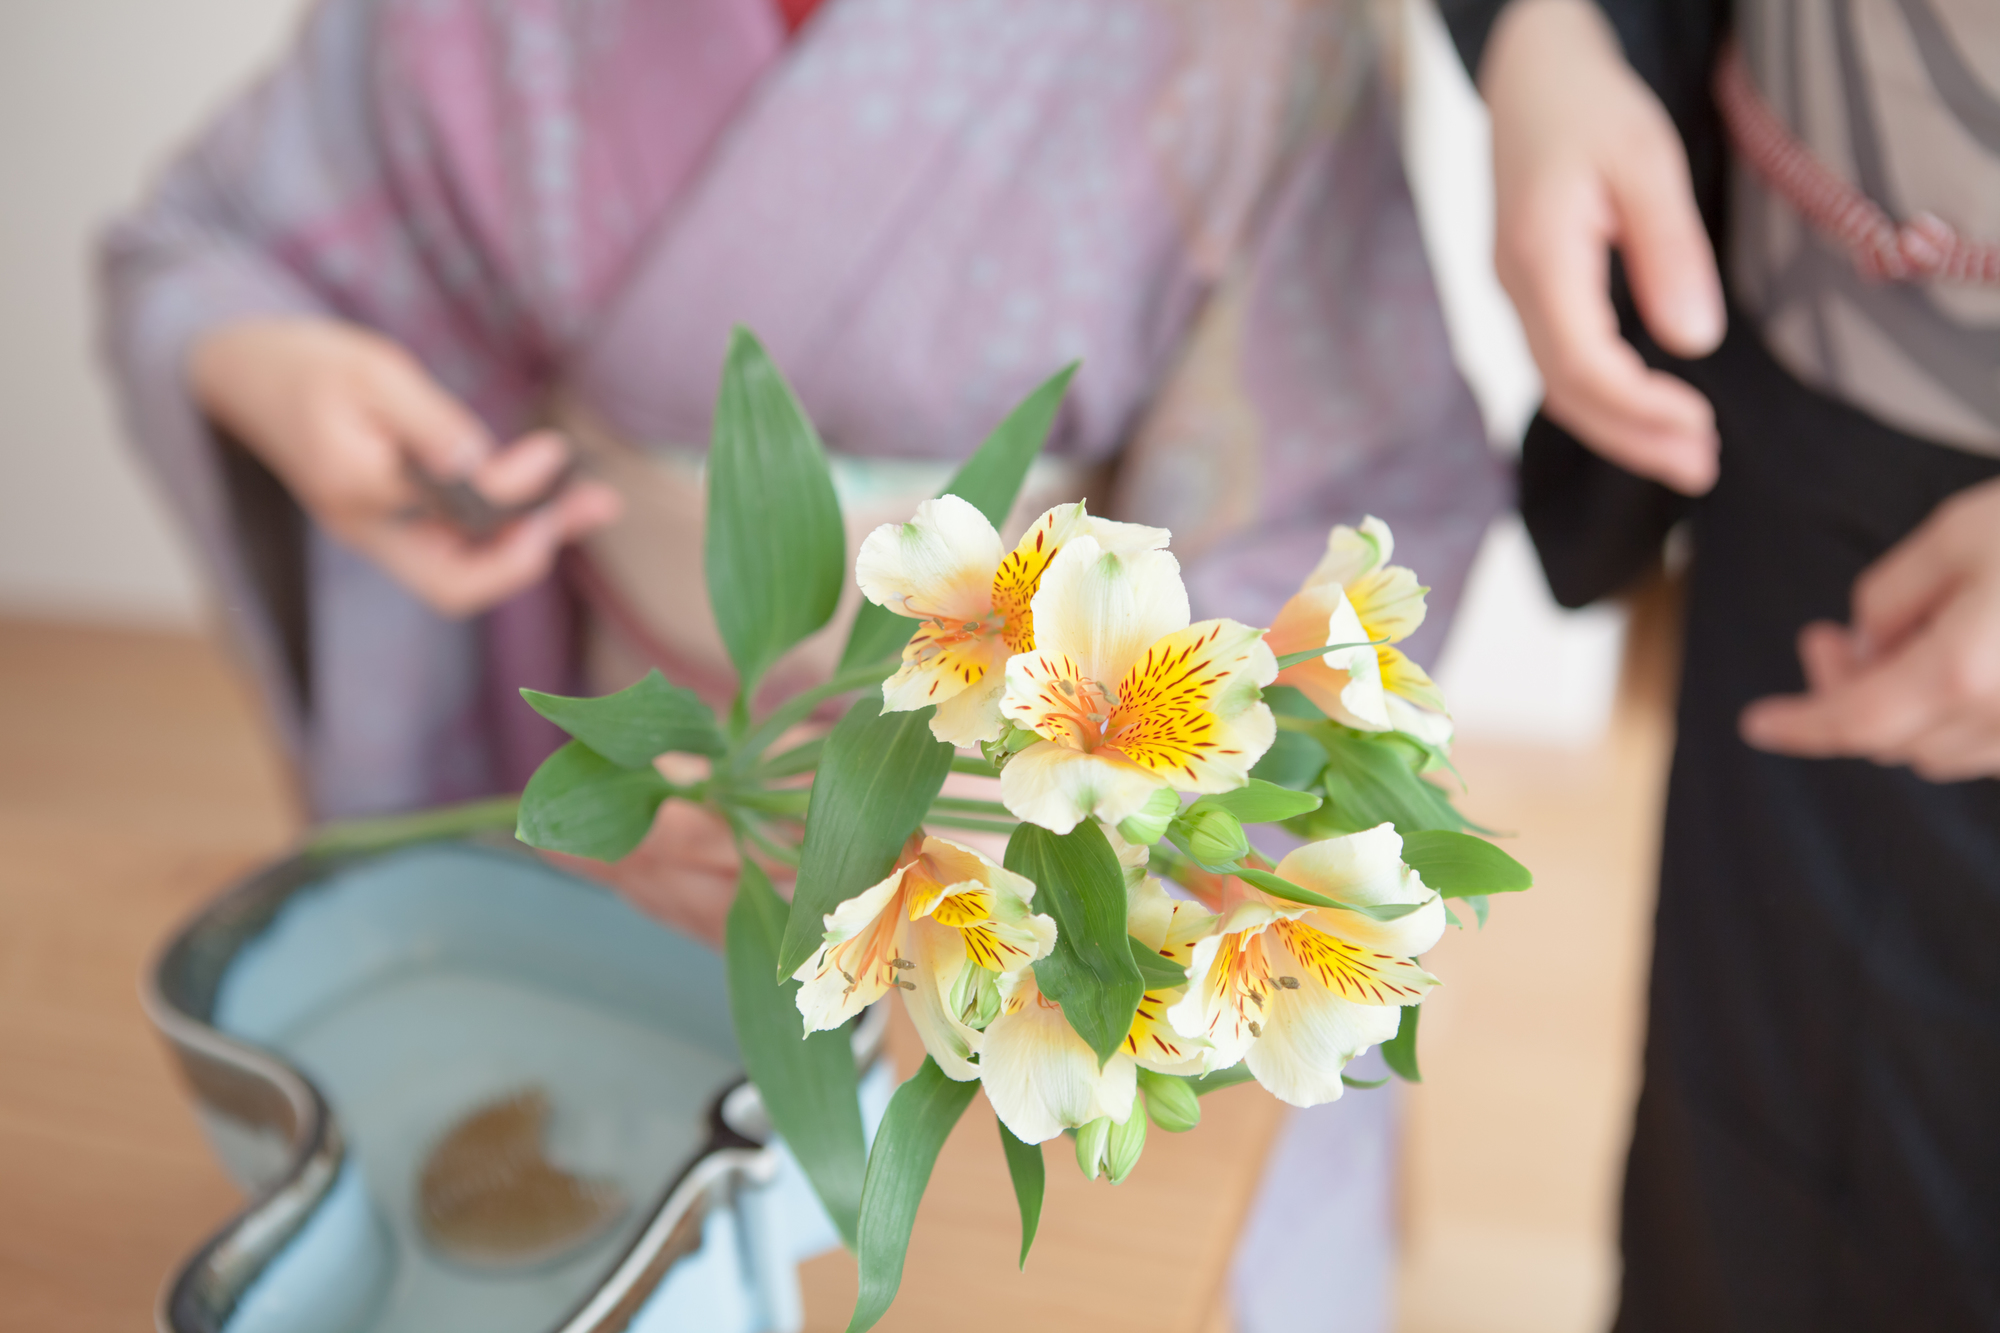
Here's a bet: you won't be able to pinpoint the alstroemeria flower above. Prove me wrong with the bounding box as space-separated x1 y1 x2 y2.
794 834 1055 1080
1266 517 1451 744
856 498 1168 745
996 538 1277 834
977 966 1138 1144
1166 824 1443 1107
1120 875 1214 1075
980 876 1212 1143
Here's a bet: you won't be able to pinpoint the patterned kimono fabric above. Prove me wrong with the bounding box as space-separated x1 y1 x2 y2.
101 3 1504 1327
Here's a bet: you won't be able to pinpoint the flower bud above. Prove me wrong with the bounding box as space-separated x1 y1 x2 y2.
1074 1116 1113 1181
1105 1104 1147 1184
953 965 1002 1030
1137 1070 1201 1133
1116 786 1182 847
1180 806 1250 866
981 723 1045 773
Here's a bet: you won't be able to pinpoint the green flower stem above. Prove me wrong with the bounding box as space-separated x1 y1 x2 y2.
737 816 804 869
729 659 897 775
950 754 1002 779
927 795 1014 818
922 814 1020 836
305 795 523 857
728 787 814 818
756 735 825 780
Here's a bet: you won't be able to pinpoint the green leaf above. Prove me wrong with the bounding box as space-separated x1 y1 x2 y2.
1005 821 1145 1068
514 741 671 861
779 695 955 979
725 861 867 1248
706 327 846 696
1303 725 1467 837
1467 893 1491 927
839 363 1077 671
943 364 1077 529
306 795 519 858
522 669 726 767
1190 778 1323 825
1273 640 1381 671
1233 867 1428 922
1262 684 1325 720
1382 1004 1422 1083
1399 829 1533 898
1249 729 1326 792
997 1122 1045 1269
1341 1072 1391 1090
1129 937 1188 990
1273 647 1325 671
848 1059 980 1333
1188 1063 1258 1096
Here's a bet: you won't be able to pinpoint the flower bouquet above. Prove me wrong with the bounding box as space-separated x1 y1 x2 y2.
515 330 1531 1331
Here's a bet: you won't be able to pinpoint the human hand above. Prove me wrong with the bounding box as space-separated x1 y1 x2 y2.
1741 478 2000 781
188 317 619 617
1483 0 1726 493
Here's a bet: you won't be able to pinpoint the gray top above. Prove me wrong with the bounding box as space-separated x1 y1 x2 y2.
1730 0 2000 452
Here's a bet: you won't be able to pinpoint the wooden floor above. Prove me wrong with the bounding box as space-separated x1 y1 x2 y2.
0 615 1671 1332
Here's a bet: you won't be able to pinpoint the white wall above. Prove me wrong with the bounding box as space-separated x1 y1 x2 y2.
0 0 308 627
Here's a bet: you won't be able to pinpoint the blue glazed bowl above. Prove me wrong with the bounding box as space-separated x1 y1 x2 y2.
146 836 886 1333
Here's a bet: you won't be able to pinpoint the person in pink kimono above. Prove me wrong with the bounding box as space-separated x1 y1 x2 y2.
101 1 1504 1326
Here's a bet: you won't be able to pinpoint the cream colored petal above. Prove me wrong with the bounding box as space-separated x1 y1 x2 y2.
997 649 1092 746
792 867 909 1032
1320 599 1390 731
880 632 1005 718
1348 564 1428 646
1164 925 1269 1072
1384 693 1454 749
856 494 1004 621
979 970 1138 1144
1298 518 1390 592
1270 583 1360 718
997 740 1168 835
908 838 1057 973
1126 985 1208 1075
901 920 983 1080
1027 535 1190 687
914 835 1006 895
1380 646 1450 717
1275 825 1447 959
1267 583 1343 659
1105 619 1277 794
1270 918 1440 1006
1163 897 1220 954
1076 513 1172 558
1243 986 1402 1108
1125 875 1183 953
794 949 876 1035
1101 821 1157 887
925 669 1008 745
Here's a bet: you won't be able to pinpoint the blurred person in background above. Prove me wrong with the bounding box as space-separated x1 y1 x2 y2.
99 0 1506 1326
1443 0 2000 1327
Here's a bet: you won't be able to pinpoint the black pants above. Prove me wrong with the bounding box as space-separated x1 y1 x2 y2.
1605 323 2000 1330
